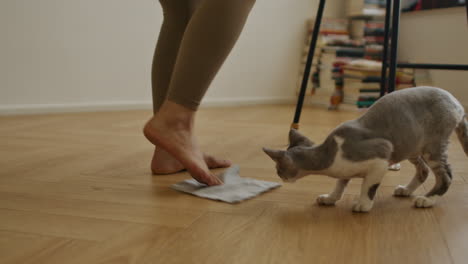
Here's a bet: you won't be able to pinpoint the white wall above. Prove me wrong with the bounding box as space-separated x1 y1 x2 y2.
0 0 344 114
399 7 468 106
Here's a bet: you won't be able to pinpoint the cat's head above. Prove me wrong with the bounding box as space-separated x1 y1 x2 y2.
263 129 314 182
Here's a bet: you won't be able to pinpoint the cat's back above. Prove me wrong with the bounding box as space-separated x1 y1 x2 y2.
358 86 464 129
369 86 461 110
352 87 465 162
376 86 461 107
355 87 464 159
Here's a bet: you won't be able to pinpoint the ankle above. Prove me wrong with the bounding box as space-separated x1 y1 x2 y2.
154 100 195 130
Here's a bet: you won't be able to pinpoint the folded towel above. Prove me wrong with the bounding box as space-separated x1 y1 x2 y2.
171 165 281 203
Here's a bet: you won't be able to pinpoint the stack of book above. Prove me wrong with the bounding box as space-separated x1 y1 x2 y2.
316 18 349 36
364 21 385 45
342 4 415 109
342 60 382 107
395 70 415 89
321 44 367 109
364 21 385 60
346 0 386 17
297 18 352 106
351 20 385 60
365 44 384 61
298 1 419 110
342 59 416 108
320 45 365 91
297 19 349 93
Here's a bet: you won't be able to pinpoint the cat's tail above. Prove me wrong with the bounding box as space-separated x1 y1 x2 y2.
456 115 468 157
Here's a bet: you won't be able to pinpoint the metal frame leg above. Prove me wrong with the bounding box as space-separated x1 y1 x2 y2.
291 0 326 129
380 0 393 97
387 0 401 93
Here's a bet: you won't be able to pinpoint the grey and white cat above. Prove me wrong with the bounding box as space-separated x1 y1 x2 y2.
263 87 468 212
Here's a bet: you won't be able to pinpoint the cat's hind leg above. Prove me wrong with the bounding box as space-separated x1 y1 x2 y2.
317 179 350 206
414 150 452 208
394 156 430 197
353 160 388 213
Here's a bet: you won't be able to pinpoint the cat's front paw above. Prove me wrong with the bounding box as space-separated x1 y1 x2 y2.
352 201 374 213
414 196 436 208
393 185 412 197
316 194 338 206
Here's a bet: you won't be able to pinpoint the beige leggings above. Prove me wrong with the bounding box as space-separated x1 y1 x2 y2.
152 0 256 112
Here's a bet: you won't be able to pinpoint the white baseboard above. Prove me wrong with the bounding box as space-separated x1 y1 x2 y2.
2 97 466 116
0 96 296 115
0 101 154 115
201 96 296 107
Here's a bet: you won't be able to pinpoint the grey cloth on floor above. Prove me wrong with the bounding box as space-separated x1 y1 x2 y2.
171 165 281 203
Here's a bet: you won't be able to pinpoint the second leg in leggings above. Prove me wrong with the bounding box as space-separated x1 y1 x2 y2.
151 0 231 174
145 0 256 185
167 0 256 109
150 1 192 175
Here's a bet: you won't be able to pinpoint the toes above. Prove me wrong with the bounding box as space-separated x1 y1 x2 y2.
352 202 373 213
204 155 232 169
211 176 223 186
200 171 223 186
317 194 337 206
186 165 221 186
199 175 222 186
201 174 223 186
414 196 436 208
393 185 412 197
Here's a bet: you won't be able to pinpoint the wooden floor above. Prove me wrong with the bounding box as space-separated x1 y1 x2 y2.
1 105 468 264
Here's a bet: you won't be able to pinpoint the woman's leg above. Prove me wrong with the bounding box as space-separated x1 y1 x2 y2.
150 0 231 174
150 1 191 174
145 0 256 185
167 0 256 109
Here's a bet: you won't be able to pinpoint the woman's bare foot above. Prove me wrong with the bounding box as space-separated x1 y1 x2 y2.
144 100 223 186
151 147 231 175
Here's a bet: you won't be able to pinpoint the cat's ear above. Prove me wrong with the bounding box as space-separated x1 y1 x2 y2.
289 129 314 148
262 147 287 162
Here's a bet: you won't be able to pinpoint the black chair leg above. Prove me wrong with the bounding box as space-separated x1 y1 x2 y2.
291 0 326 129
380 0 393 97
387 0 401 93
